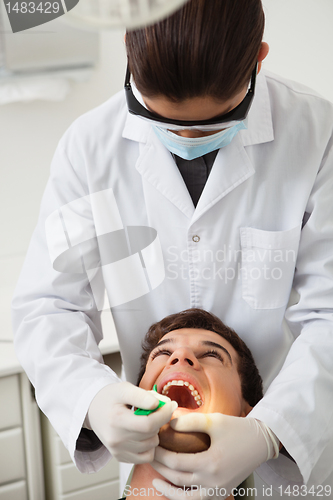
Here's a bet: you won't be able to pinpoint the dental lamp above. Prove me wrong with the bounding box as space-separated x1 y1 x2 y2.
65 0 189 30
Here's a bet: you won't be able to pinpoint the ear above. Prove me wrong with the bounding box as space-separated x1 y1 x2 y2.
241 402 253 417
257 42 269 73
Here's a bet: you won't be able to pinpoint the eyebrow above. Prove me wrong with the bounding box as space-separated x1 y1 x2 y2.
152 338 233 364
201 340 233 364
145 103 234 122
144 102 166 118
145 103 155 113
154 338 175 348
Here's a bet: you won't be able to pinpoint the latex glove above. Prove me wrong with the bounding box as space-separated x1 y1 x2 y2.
151 414 279 499
87 381 178 464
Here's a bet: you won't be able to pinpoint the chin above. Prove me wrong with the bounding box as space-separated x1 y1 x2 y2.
159 412 210 453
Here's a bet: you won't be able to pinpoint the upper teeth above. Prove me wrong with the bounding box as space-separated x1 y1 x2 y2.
161 380 203 406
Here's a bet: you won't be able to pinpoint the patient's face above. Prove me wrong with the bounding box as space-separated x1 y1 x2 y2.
139 328 252 452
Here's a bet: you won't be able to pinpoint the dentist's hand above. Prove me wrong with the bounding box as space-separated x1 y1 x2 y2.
87 381 178 464
151 413 279 499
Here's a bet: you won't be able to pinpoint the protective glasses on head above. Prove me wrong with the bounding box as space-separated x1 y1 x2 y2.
124 62 258 131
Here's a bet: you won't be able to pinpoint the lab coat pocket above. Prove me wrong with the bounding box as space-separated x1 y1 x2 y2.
240 226 301 309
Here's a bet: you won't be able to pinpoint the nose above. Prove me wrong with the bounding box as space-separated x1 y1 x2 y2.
174 129 209 138
173 129 222 138
167 347 200 368
175 129 200 138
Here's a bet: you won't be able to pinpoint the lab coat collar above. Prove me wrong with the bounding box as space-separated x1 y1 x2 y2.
240 68 274 146
122 69 274 146
191 135 255 225
135 129 195 219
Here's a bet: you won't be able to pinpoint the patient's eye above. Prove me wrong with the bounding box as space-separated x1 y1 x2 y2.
151 348 172 360
200 349 224 364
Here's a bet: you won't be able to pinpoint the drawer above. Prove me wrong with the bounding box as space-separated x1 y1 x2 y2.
0 480 27 500
60 458 119 494
62 479 119 500
0 376 21 430
0 428 26 484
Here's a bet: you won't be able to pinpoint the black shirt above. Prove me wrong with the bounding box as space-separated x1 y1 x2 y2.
174 150 219 207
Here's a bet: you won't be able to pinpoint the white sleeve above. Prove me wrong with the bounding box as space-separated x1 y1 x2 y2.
12 129 120 473
249 139 333 489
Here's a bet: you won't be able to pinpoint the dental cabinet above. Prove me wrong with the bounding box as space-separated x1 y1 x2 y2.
0 345 44 500
40 316 122 500
0 307 121 500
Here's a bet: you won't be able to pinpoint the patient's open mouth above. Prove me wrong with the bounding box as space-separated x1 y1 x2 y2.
161 380 203 408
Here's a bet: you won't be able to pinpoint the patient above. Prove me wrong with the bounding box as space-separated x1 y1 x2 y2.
122 308 263 499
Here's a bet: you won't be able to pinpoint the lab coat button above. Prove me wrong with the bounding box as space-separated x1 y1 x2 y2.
192 235 200 243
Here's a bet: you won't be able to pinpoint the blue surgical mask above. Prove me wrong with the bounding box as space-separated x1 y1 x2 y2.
153 120 247 161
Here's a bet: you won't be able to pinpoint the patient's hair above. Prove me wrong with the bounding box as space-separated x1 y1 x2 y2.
125 0 265 102
137 309 263 407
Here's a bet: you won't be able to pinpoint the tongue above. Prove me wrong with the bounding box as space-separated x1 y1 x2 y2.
167 386 198 409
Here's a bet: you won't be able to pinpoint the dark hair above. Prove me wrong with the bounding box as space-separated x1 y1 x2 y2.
137 309 263 407
126 0 265 102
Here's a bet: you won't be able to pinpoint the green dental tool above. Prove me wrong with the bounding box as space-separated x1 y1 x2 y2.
134 384 166 415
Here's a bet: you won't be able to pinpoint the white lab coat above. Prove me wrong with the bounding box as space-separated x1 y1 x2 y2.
12 69 333 491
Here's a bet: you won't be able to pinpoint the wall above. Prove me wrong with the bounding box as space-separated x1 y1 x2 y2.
262 0 333 100
1 1 333 334
0 29 126 339
1 29 126 258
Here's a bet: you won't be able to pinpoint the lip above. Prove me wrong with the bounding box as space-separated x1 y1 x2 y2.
156 371 205 406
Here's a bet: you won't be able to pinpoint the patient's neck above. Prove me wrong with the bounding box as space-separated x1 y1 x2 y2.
126 464 166 499
127 464 233 500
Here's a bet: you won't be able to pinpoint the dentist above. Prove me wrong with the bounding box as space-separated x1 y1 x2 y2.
12 0 333 498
